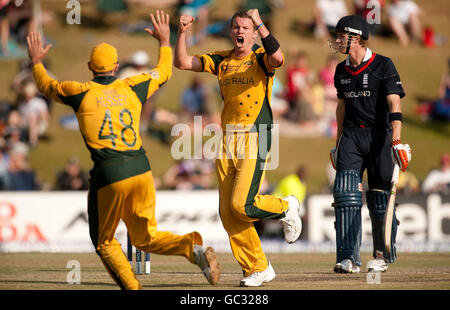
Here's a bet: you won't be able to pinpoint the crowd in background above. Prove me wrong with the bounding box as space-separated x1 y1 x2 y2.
0 0 448 194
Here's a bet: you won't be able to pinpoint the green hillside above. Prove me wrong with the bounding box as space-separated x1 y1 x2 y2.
0 0 449 193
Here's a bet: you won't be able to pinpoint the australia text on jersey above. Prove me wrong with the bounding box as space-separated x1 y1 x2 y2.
220 76 255 87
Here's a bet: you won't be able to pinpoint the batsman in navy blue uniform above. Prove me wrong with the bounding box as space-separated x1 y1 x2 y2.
328 16 411 273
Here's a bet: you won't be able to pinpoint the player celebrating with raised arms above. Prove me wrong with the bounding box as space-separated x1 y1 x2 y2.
27 10 220 290
175 9 302 287
328 15 411 274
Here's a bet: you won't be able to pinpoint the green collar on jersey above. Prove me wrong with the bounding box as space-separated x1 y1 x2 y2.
92 75 117 85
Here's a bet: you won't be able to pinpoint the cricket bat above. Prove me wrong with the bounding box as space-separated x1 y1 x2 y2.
384 163 400 257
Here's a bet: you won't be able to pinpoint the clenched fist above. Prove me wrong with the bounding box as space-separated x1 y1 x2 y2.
179 15 195 34
246 9 263 28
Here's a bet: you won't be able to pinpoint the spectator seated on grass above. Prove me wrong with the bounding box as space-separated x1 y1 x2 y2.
181 76 210 116
290 0 348 42
387 0 423 46
55 157 89 191
318 55 339 137
422 153 450 195
6 141 41 190
270 75 289 119
0 0 29 59
17 81 50 147
2 110 27 148
284 50 312 123
431 57 450 121
313 0 348 42
416 58 450 122
162 158 215 190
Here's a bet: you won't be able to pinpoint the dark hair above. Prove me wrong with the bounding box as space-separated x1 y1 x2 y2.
92 67 117 76
230 10 256 30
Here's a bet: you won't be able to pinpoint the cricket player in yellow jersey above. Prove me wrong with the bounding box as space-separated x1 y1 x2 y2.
175 9 302 287
26 10 220 290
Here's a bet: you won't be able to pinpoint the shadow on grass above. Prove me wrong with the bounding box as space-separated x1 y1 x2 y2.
1 279 116 287
404 115 450 138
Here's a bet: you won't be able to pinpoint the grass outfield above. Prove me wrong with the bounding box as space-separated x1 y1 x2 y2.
1 252 449 290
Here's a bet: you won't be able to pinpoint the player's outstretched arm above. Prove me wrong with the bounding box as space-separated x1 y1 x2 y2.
27 31 52 65
27 31 64 100
145 9 170 47
143 10 172 85
174 14 202 71
246 9 283 68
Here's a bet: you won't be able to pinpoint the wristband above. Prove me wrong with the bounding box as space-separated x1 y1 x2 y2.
391 139 401 147
256 22 264 30
261 33 280 56
389 112 403 122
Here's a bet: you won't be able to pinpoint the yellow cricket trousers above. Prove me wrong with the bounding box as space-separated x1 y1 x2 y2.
216 129 289 276
88 167 202 290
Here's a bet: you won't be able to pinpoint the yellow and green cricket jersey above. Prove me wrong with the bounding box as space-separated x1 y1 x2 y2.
196 45 283 131
33 46 172 188
198 46 287 276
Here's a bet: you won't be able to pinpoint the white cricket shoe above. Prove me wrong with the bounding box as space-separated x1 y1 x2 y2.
334 259 361 273
194 244 221 285
367 251 389 272
279 195 302 243
240 262 276 287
